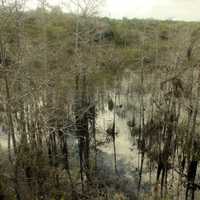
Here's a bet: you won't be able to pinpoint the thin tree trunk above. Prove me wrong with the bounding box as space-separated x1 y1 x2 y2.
113 93 117 174
5 75 17 155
